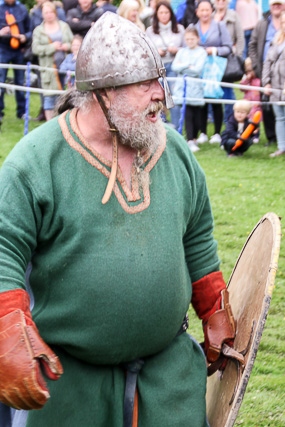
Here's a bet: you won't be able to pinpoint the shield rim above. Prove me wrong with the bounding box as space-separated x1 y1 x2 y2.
206 212 281 427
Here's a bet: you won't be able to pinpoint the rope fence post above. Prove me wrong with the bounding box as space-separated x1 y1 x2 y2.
24 62 31 136
177 74 187 135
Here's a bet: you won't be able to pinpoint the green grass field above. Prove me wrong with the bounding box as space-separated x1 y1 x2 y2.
1 91 285 426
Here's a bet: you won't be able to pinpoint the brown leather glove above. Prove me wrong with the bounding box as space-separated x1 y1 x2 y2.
191 272 236 367
203 288 236 363
0 289 63 410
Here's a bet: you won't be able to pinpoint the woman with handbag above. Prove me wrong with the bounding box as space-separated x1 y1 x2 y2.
262 11 285 157
214 0 245 123
146 1 185 129
32 1 73 121
194 0 232 144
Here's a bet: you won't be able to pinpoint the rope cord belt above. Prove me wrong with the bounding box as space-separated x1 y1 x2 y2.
122 315 189 427
122 359 144 427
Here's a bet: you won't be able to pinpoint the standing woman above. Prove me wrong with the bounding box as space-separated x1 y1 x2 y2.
146 1 185 129
262 11 285 157
194 0 232 144
32 1 73 121
214 0 245 122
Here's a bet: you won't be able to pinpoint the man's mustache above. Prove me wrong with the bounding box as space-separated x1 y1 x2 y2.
145 102 164 115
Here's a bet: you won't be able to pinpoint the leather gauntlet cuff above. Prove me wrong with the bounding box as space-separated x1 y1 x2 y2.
0 289 63 410
191 271 227 321
204 289 236 363
0 289 32 324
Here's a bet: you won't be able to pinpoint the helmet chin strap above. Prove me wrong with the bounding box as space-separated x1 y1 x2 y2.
95 90 119 205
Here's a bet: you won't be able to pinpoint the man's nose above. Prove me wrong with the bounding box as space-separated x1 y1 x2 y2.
151 80 165 101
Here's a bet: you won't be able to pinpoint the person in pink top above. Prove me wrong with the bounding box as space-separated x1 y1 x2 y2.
236 0 259 58
240 57 262 142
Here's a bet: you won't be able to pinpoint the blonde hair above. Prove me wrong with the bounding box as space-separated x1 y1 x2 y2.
185 25 199 38
244 57 252 72
42 1 57 15
117 0 145 30
233 100 251 113
274 11 285 45
72 34 83 44
135 0 146 14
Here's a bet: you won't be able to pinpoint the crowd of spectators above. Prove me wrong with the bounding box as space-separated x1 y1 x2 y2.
0 0 285 156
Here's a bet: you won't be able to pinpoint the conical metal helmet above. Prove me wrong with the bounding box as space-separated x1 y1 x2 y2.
75 12 174 108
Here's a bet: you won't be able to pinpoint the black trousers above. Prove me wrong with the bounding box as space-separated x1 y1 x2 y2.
200 103 223 134
262 104 276 142
0 403 11 427
185 105 202 140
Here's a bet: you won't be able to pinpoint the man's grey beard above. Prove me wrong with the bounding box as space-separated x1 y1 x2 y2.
108 92 165 153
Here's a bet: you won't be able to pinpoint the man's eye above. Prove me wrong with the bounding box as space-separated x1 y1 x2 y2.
139 81 152 91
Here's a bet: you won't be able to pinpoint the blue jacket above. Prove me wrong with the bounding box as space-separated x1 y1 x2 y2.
0 0 31 51
59 52 76 86
171 46 207 106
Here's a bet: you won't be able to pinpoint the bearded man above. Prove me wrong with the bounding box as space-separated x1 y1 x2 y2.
0 13 235 427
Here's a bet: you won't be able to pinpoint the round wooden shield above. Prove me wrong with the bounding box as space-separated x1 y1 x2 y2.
206 212 281 427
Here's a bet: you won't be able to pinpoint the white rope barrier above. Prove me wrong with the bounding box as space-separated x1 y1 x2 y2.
0 82 64 96
1 62 284 105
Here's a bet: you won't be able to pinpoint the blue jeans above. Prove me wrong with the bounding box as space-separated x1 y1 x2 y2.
243 30 252 60
165 61 181 130
272 104 285 151
0 404 12 427
222 87 235 123
0 48 26 118
0 405 27 427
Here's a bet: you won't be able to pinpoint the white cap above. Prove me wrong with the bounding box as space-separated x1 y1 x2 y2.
269 0 284 5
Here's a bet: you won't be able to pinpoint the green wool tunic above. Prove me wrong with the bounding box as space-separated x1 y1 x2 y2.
0 110 220 426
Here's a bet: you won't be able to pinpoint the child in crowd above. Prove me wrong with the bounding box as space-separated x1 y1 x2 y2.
240 57 262 143
59 35 83 88
172 25 207 152
221 99 257 156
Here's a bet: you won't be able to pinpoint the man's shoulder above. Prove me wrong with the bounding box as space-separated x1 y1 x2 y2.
0 2 28 14
4 118 63 168
67 5 80 17
12 2 29 15
89 4 104 18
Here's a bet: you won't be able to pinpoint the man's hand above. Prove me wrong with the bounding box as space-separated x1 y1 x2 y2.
203 289 236 364
191 272 236 371
0 289 63 410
